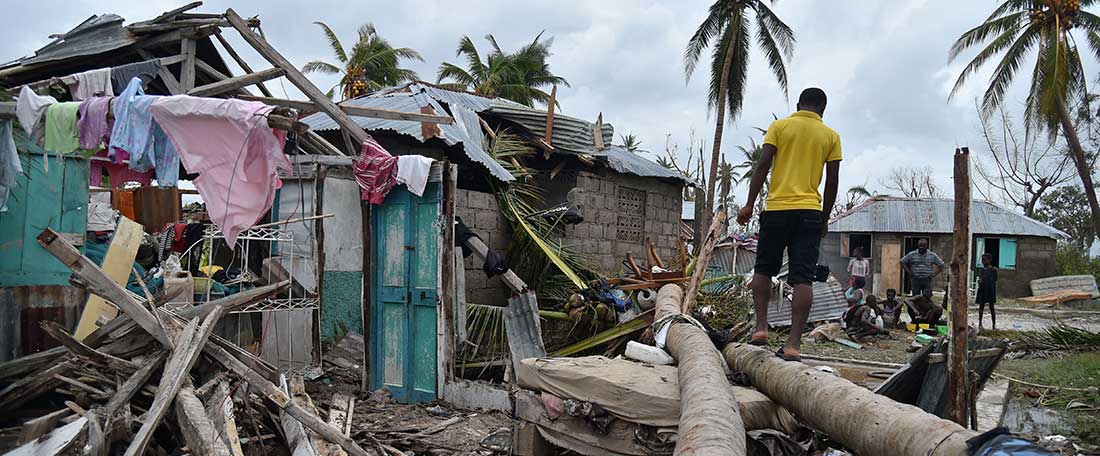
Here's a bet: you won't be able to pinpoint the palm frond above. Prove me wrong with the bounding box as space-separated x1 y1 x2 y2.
755 0 795 59
456 35 487 78
948 11 1027 61
684 1 734 81
437 62 477 88
948 22 1023 101
302 60 342 75
708 8 751 121
313 22 348 64
755 13 790 98
979 24 1043 115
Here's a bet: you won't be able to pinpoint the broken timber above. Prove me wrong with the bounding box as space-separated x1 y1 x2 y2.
238 95 455 124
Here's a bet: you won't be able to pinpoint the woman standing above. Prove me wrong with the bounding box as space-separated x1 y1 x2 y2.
976 252 998 331
847 246 870 289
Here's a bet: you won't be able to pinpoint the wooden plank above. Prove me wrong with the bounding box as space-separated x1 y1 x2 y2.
593 113 604 151
202 345 374 456
148 1 203 24
360 199 371 392
18 409 69 444
0 362 68 411
683 208 726 312
205 381 245 456
175 382 233 456
464 236 526 293
187 67 285 97
287 375 341 456
4 417 87 456
104 352 166 419
136 49 184 95
37 227 172 347
213 30 273 97
40 321 137 372
195 58 232 81
440 163 457 385
545 85 557 144
123 304 226 456
72 217 144 340
84 410 107 456
327 393 355 437
948 147 971 426
180 38 197 91
224 9 371 145
880 243 902 294
238 95 454 124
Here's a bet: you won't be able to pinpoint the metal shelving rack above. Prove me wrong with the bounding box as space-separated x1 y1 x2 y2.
195 225 322 376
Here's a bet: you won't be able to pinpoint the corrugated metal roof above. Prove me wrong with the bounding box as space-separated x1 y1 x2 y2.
829 197 1067 239
3 14 134 68
598 146 687 182
766 280 848 327
300 91 514 182
488 102 613 155
711 244 756 275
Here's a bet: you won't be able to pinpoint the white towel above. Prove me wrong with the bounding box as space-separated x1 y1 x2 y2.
0 121 21 212
68 68 114 100
15 86 57 134
396 155 433 197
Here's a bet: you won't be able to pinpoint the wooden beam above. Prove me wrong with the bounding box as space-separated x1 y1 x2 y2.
238 95 454 124
202 344 374 456
124 305 225 456
128 17 260 34
104 353 166 419
224 9 370 145
266 113 310 134
187 67 284 96
205 381 245 456
180 38 197 91
136 49 184 95
37 228 172 347
327 393 355 438
465 236 527 293
39 321 137 373
73 217 143 341
148 1 203 24
545 85 557 144
195 58 231 81
212 30 273 97
682 208 727 313
593 112 604 151
948 147 971 426
175 383 233 456
18 409 70 444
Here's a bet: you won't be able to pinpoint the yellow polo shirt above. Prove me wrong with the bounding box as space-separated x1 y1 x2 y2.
762 110 842 211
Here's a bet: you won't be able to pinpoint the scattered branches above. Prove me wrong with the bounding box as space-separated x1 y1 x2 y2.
880 165 942 198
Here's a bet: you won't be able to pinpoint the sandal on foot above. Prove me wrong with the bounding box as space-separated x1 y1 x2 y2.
775 348 801 362
747 337 769 346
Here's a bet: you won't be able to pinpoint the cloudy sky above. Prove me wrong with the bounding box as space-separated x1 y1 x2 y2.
3 0 1086 208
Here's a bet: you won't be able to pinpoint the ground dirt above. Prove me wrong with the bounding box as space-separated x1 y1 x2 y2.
307 366 515 455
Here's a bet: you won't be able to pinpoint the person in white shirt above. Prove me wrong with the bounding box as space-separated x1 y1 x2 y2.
847 246 870 289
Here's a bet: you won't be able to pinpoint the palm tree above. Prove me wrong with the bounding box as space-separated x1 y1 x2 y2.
437 33 569 107
717 159 735 208
302 22 423 100
684 0 795 228
619 133 642 151
732 137 768 218
949 0 1100 247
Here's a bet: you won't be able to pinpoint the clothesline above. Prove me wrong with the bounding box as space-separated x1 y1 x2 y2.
13 55 188 97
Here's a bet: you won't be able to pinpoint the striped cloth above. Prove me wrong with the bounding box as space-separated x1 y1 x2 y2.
353 137 397 205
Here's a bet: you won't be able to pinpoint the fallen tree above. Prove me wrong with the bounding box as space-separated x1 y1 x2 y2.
722 343 977 456
655 284 746 455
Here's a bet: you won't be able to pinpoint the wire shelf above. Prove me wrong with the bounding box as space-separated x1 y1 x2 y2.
231 297 320 313
203 225 294 242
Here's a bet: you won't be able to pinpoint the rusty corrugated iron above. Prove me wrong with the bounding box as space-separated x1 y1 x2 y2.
0 285 86 362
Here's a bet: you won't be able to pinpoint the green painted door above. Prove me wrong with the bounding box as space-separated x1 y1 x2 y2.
371 183 440 403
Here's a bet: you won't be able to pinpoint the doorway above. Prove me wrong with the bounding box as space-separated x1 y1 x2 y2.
901 236 930 295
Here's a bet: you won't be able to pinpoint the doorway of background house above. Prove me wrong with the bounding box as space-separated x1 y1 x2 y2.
901 235 931 295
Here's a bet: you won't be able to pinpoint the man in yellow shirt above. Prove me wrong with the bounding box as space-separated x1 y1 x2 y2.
736 88 842 361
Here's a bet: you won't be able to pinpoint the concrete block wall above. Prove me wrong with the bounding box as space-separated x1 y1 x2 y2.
455 188 512 305
562 171 682 274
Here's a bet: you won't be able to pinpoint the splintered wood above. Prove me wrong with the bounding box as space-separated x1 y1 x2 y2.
0 227 375 455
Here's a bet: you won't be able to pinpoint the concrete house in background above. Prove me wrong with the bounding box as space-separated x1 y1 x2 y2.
822 197 1067 298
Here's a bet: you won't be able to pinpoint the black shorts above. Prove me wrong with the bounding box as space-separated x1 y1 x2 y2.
753 209 823 285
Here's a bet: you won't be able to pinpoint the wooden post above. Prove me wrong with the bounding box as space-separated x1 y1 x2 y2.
545 85 557 144
313 165 328 364
187 67 285 96
179 38 197 91
360 197 372 393
948 147 971 426
224 9 371 145
593 112 604 151
136 49 184 95
440 163 457 386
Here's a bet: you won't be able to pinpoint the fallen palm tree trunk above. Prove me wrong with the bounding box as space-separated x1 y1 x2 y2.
655 284 745 455
722 343 977 456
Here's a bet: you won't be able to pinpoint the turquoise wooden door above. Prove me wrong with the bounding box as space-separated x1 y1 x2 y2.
371 183 440 403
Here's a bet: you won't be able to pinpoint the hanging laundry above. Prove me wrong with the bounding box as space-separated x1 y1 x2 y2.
43 102 82 154
67 68 113 100
395 154 433 197
77 96 112 150
0 121 21 212
353 137 397 205
150 96 289 245
15 86 57 135
110 77 179 185
110 60 162 94
89 150 154 188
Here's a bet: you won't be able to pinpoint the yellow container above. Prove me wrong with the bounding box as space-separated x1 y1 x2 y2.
907 323 917 332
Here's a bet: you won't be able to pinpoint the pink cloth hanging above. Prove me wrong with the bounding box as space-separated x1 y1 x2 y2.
353 137 397 205
149 96 289 245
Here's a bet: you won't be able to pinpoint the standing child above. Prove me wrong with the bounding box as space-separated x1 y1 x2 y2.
976 252 998 330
